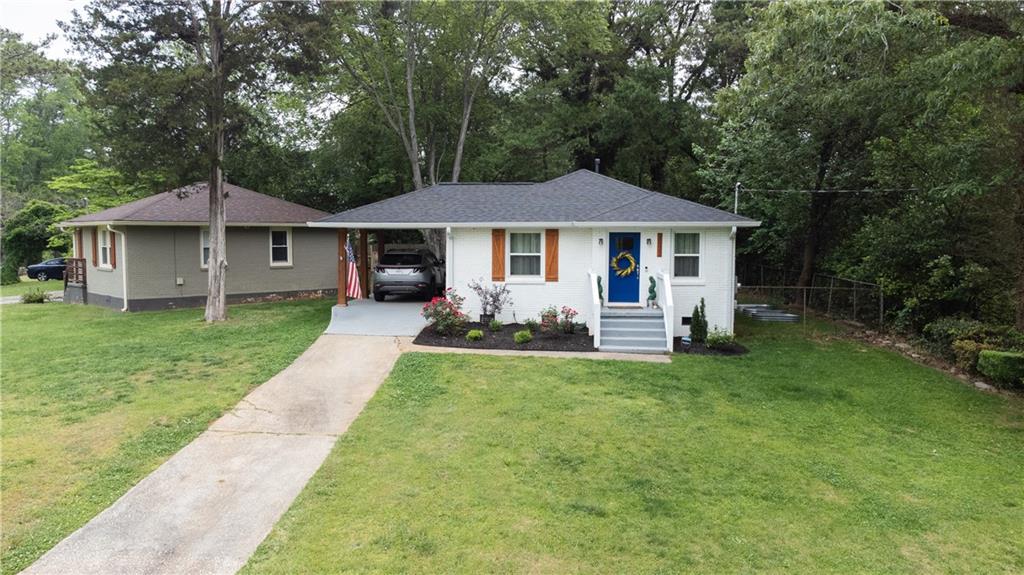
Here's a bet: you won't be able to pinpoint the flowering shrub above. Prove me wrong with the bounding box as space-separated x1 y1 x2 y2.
467 279 513 317
559 306 579 334
421 288 467 335
539 306 559 334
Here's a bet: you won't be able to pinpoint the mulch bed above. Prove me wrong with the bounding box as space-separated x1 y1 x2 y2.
413 322 596 352
674 339 749 356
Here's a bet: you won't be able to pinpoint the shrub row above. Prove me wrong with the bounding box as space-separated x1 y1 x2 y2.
977 350 1024 390
920 317 1024 373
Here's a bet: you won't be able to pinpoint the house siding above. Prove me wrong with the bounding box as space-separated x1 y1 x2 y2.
122 226 337 308
80 226 125 309
450 226 737 336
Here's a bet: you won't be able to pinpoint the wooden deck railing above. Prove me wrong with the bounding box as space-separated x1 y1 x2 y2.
65 258 86 286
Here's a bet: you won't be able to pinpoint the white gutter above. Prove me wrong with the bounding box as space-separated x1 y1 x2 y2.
60 221 318 228
107 225 129 312
307 220 762 230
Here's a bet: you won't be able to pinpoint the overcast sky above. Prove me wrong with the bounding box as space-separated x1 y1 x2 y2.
1 0 88 59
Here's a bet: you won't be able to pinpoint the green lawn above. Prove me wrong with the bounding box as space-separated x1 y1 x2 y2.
245 317 1024 574
0 299 333 574
0 278 64 297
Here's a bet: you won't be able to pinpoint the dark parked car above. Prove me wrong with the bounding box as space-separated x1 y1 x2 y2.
373 249 445 301
26 257 66 281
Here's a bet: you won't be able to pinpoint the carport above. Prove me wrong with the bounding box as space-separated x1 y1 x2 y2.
322 227 445 337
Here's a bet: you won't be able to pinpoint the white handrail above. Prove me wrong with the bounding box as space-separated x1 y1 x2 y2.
658 271 674 352
588 270 602 346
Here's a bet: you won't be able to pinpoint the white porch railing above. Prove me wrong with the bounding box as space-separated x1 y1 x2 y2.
588 270 602 346
656 271 674 352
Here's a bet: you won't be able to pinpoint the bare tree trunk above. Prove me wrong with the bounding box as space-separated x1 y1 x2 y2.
797 138 835 288
404 9 424 191
204 1 227 322
450 87 476 183
1016 187 1024 330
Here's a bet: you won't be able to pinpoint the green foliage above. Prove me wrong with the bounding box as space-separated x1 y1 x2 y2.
513 330 533 345
921 318 1024 364
706 328 734 349
1 200 70 281
691 298 708 344
488 319 502 332
524 319 539 333
977 350 1024 389
19 289 49 304
466 329 484 342
951 339 995 372
421 289 467 336
0 261 20 285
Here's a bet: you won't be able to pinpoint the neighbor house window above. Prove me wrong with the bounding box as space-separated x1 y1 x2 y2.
99 229 112 269
508 232 541 277
673 232 700 278
269 228 292 267
200 229 210 269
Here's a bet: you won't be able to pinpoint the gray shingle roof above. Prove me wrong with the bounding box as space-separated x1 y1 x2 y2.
316 170 756 226
65 182 329 225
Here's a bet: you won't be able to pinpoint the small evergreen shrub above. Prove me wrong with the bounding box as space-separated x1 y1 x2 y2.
921 318 1024 362
690 298 708 344
706 328 734 349
514 330 533 344
977 350 1024 389
488 318 503 332
465 329 484 342
524 319 539 333
20 289 49 304
951 339 994 371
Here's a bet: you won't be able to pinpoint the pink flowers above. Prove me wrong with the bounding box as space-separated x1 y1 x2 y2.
421 288 467 335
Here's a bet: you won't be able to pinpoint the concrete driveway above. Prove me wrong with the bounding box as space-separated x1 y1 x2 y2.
24 334 403 575
324 297 428 336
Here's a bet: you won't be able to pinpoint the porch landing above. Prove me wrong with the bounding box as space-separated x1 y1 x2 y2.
325 298 428 336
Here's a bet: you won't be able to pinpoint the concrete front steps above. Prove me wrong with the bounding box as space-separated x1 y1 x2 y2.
598 309 669 353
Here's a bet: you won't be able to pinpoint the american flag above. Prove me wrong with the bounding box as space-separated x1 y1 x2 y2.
345 239 362 299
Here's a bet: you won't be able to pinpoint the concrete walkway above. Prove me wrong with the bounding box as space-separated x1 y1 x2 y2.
24 334 402 575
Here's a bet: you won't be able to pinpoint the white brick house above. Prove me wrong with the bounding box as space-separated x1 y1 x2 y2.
313 170 759 353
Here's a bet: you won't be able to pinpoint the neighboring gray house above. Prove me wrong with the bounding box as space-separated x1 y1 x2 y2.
60 183 338 311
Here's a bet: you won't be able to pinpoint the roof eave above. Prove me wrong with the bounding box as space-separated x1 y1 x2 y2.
60 220 319 228
307 220 760 229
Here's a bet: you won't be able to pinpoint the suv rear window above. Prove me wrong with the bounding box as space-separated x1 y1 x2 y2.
381 253 422 266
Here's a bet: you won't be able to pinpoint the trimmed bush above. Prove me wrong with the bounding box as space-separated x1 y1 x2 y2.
513 330 533 344
488 319 502 332
20 289 49 304
690 298 708 344
921 318 1024 362
706 328 734 349
465 329 484 342
977 350 1024 389
951 339 994 371
524 319 539 333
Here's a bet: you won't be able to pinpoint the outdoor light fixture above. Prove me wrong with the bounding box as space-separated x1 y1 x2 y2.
646 238 652 246
598 237 604 246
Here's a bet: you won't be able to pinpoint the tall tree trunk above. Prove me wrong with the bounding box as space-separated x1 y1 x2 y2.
797 138 835 287
450 86 476 183
204 1 227 322
1015 187 1024 330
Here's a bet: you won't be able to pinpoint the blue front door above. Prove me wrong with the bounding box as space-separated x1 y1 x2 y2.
608 232 641 303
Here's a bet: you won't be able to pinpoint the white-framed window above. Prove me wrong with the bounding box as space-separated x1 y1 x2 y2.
98 229 112 269
200 228 210 269
508 231 542 278
673 232 701 278
269 228 292 267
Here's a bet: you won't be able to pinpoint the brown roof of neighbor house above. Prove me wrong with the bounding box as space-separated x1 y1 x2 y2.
64 182 329 226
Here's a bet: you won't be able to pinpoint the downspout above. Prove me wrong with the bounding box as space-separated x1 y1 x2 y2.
729 226 737 333
107 225 129 312
445 226 454 290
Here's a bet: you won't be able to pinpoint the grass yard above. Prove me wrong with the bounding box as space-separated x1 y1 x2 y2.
245 317 1024 574
0 299 333 574
0 278 64 297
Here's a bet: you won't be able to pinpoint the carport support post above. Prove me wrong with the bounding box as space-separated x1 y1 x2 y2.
358 229 369 299
337 228 348 307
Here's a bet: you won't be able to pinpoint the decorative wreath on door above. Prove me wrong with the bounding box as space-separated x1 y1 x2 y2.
610 251 637 277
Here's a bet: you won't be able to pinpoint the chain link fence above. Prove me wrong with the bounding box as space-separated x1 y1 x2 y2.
737 264 885 329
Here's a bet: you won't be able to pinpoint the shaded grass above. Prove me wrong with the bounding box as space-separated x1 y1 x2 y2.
0 279 63 297
244 317 1024 574
0 299 332 574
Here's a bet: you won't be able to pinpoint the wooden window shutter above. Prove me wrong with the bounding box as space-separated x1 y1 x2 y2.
110 230 117 269
656 233 663 257
544 229 559 282
75 229 83 258
491 229 505 281
91 228 98 267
